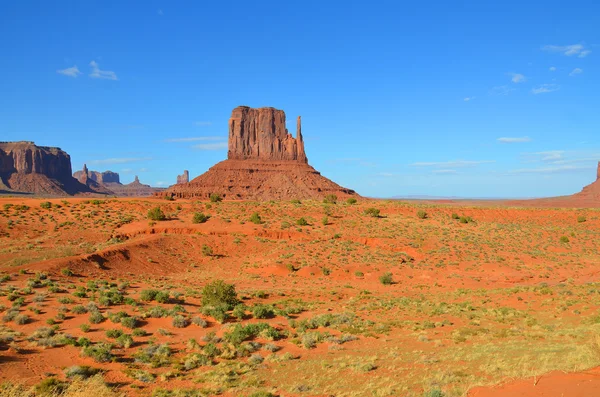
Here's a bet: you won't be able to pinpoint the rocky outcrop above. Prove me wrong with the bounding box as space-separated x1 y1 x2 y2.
162 106 357 201
74 166 120 185
577 162 600 199
228 106 307 162
177 170 189 184
0 141 92 195
73 165 162 197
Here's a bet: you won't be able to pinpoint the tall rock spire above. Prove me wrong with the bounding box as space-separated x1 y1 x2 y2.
597 161 600 181
297 116 306 163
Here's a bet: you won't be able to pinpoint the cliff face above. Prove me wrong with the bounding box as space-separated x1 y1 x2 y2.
163 106 357 201
228 106 307 163
74 166 120 184
0 141 89 195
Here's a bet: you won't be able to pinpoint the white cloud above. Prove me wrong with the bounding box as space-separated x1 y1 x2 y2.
510 165 593 174
549 66 557 72
411 160 495 168
490 85 515 96
570 68 583 76
194 121 212 126
464 97 474 102
521 150 600 166
497 136 532 143
164 136 225 143
155 181 167 187
542 44 591 58
89 157 152 165
192 142 228 150
531 84 560 94
57 65 82 78
510 73 526 83
89 60 118 80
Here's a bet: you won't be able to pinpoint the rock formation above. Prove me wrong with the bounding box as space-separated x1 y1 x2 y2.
177 170 189 184
73 166 163 197
228 106 307 162
576 161 600 199
0 141 92 195
162 106 357 200
74 166 120 185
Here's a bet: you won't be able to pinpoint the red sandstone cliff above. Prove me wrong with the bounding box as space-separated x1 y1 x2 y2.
0 141 91 195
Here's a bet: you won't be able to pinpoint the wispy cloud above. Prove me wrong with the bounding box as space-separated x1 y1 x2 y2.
57 65 82 78
549 66 557 72
192 142 228 150
490 85 515 96
432 169 458 174
570 67 583 76
194 121 212 126
510 73 526 83
542 44 591 58
89 60 118 80
411 160 495 168
497 136 532 143
89 157 152 165
510 165 593 174
531 84 560 94
164 136 225 143
464 97 474 102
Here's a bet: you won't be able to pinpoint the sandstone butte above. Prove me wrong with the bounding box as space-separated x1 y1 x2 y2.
74 165 163 197
0 141 91 195
163 106 358 200
176 170 189 184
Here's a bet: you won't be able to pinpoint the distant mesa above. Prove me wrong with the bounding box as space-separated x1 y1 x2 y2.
163 106 358 200
176 170 189 184
74 165 163 197
0 141 93 195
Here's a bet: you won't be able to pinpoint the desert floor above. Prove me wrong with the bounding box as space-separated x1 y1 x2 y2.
1 196 600 396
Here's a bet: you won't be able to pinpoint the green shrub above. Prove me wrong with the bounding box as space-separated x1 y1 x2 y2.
364 208 380 218
249 212 262 224
172 315 188 328
578 215 587 223
252 304 275 319
201 280 238 310
459 216 469 224
35 378 67 395
192 212 209 224
321 216 328 226
105 329 123 339
346 197 357 205
89 311 105 324
560 236 570 243
323 194 337 204
140 289 158 302
296 217 308 226
64 365 99 379
81 343 113 363
116 334 134 348
451 213 460 220
209 193 222 202
202 244 213 257
61 268 74 277
155 291 170 304
121 316 139 329
379 272 393 285
147 207 166 221
40 202 52 209
417 210 427 219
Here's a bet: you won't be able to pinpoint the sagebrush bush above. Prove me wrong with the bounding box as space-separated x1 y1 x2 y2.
209 193 222 202
147 207 166 221
379 272 393 285
202 280 238 309
192 212 209 224
249 212 262 224
417 210 427 219
323 194 337 204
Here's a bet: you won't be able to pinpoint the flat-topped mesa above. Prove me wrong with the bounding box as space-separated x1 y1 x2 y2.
74 165 120 185
228 106 307 163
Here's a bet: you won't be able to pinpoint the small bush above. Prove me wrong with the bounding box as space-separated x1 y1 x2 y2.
346 197 357 205
296 217 308 226
451 213 460 220
147 207 166 221
364 208 380 218
192 212 209 224
209 193 222 202
14 314 30 325
40 202 52 209
89 311 105 324
290 199 301 205
61 268 74 277
140 289 158 302
192 316 208 327
560 236 570 243
249 212 262 224
116 334 134 348
379 272 393 285
172 315 188 328
35 378 67 395
81 343 113 363
577 215 587 223
459 216 470 224
105 329 123 339
417 210 427 219
202 244 213 257
121 316 139 329
321 216 328 226
252 304 275 319
155 291 170 304
201 280 238 310
64 365 99 379
323 194 337 204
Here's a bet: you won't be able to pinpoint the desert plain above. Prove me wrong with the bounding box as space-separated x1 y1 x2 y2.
2 196 600 396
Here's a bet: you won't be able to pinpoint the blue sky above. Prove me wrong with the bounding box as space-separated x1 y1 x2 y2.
1 1 599 198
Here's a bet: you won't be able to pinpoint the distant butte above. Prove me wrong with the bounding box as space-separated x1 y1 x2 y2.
74 165 163 197
163 106 358 200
